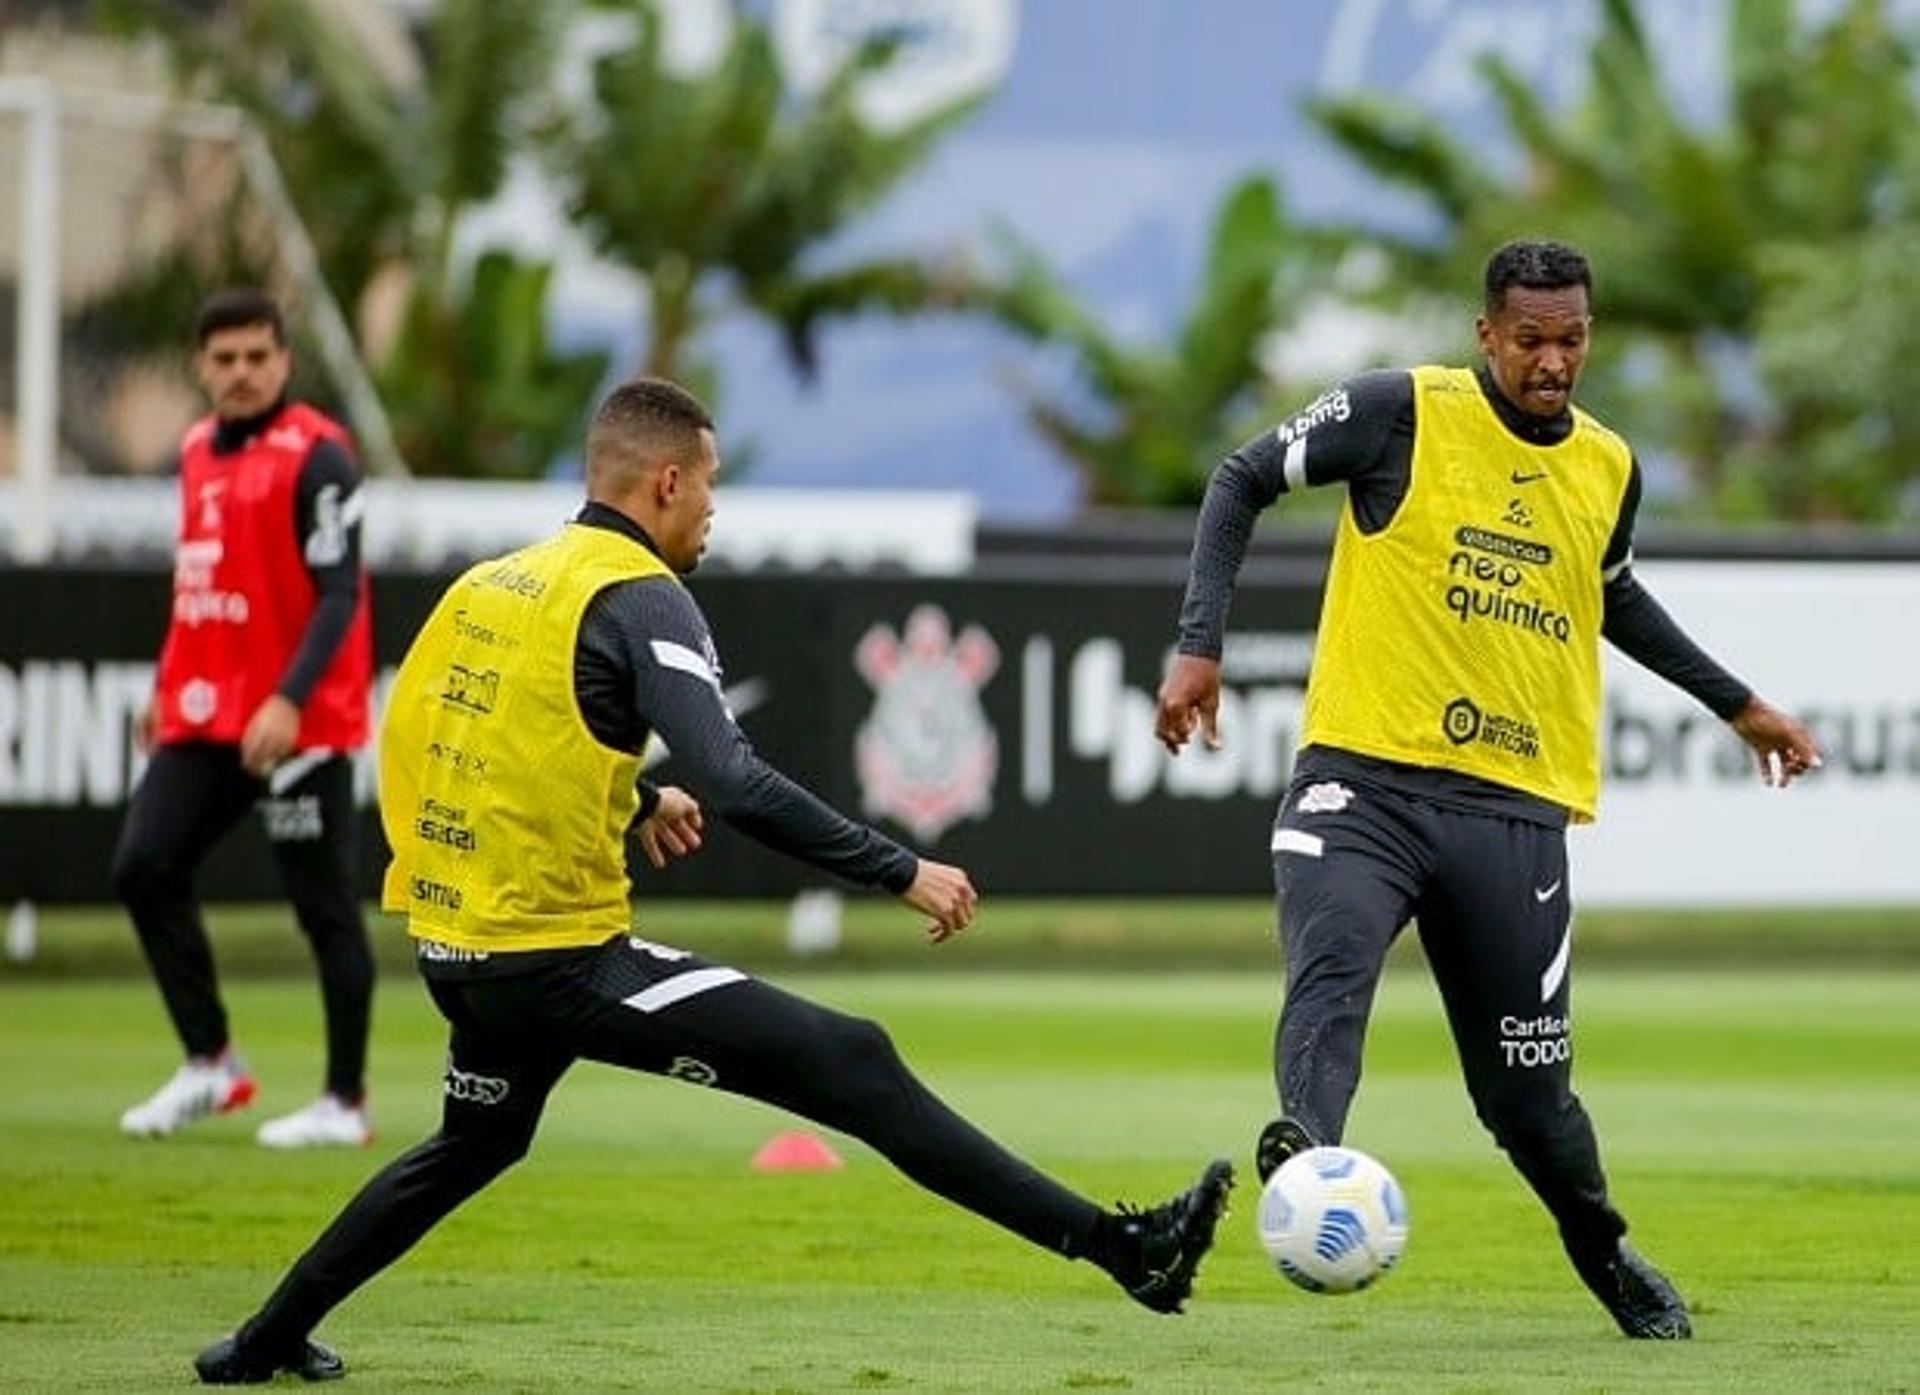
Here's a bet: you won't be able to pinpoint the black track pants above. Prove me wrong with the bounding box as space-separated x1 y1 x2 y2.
239 934 1105 1348
112 742 373 1098
1270 775 1627 1263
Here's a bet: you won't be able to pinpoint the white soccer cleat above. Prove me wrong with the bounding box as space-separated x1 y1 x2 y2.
120 1054 257 1138
255 1094 373 1149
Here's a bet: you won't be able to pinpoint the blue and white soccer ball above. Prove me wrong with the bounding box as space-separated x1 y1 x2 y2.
1257 1145 1409 1294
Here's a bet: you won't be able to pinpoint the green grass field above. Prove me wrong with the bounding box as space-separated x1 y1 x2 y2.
2 908 1917 1391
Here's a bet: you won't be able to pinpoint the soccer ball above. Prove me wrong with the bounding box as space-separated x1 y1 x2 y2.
1256 1145 1409 1294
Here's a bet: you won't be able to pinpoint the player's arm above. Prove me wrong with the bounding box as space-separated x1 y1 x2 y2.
277 438 365 705
1600 459 1822 786
1157 370 1413 753
241 439 364 774
597 580 975 938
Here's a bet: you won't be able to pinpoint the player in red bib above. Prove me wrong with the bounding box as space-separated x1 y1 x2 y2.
115 288 376 1149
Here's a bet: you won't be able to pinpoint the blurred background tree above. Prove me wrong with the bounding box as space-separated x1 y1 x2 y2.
93 0 978 476
1306 0 1920 521
975 175 1334 507
373 252 610 481
1744 137 1920 520
549 0 980 399
69 0 1920 514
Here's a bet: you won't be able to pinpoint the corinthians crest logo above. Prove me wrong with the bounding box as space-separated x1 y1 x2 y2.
854 605 999 842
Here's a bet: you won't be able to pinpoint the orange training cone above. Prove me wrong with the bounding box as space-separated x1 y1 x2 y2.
750 1129 844 1172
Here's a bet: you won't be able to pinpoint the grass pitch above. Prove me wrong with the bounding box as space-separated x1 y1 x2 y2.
1 922 1917 1390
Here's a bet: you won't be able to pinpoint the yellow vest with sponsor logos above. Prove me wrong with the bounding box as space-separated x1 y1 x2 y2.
1298 366 1633 820
379 523 676 949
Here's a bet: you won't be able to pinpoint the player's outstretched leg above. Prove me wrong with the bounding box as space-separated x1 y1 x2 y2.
1568 1241 1691 1339
1108 1158 1236 1314
194 1334 344 1383
1253 1116 1316 1184
588 961 1235 1314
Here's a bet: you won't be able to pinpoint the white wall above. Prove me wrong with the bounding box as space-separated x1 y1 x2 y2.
1575 561 1920 906
0 478 977 575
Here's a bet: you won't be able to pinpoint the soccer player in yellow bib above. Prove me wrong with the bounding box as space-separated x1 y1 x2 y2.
194 378 1232 1385
1156 240 1822 1340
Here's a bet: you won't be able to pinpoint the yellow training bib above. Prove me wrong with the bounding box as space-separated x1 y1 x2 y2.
1298 366 1633 820
379 523 676 949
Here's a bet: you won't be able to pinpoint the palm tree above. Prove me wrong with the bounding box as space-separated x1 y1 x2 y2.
550 1 981 387
373 252 610 481
973 174 1333 507
1306 0 1920 519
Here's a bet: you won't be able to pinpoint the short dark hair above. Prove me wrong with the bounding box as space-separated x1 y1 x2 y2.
1483 240 1592 314
195 287 286 346
586 377 716 478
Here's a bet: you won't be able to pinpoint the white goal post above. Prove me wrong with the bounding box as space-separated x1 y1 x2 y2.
0 76 405 563
2 76 59 564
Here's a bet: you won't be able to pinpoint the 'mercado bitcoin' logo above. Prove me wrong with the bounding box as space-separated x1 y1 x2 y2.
1442 695 1541 760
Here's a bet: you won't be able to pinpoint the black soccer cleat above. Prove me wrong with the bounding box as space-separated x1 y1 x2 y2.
1571 1243 1692 1339
1112 1158 1235 1314
1254 1116 1316 1184
194 1333 346 1383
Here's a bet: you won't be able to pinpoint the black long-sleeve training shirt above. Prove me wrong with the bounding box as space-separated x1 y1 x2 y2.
571 502 918 893
203 399 364 708
422 503 917 979
1177 367 1753 825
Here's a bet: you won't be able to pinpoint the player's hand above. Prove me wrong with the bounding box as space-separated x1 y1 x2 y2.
1729 695 1823 788
902 858 978 944
1154 652 1223 755
240 694 301 778
638 785 704 868
134 700 159 755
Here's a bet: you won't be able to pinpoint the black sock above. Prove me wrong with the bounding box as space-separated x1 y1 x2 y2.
1082 1210 1143 1278
234 1313 301 1358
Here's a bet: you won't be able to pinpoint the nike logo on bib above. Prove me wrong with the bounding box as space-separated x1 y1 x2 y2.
1511 469 1548 484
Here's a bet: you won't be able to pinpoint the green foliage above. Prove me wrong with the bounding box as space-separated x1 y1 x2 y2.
1741 218 1920 520
978 175 1331 506
1307 0 1920 520
552 2 980 381
374 253 610 480
91 0 1920 510
96 0 977 474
